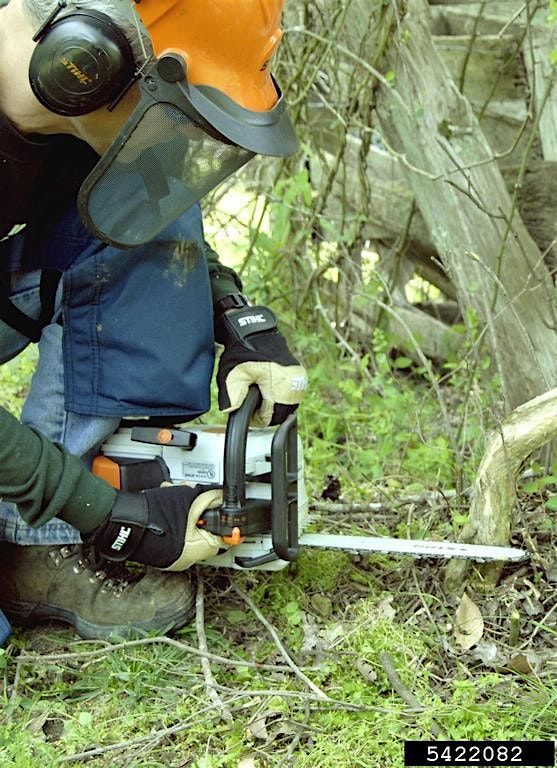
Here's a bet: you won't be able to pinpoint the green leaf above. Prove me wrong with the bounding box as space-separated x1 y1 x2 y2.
285 600 303 625
545 495 557 511
392 356 413 369
78 712 93 727
522 480 541 494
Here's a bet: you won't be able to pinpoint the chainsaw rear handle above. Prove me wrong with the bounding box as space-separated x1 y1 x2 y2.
201 384 300 565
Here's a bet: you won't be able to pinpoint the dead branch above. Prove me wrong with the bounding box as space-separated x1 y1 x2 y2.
195 568 233 723
310 489 460 515
379 650 446 738
444 386 557 590
231 582 330 701
15 635 293 672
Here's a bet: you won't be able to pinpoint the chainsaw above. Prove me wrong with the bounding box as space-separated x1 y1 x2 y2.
93 386 529 570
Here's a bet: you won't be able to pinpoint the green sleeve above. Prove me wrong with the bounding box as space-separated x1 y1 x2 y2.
0 406 116 535
204 240 244 305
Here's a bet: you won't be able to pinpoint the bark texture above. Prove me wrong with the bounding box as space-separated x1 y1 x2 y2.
445 387 557 589
374 1 557 409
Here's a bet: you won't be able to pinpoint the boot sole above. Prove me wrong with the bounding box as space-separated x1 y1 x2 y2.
2 595 196 641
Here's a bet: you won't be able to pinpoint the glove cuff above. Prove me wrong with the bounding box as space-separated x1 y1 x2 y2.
213 293 250 317
85 492 150 563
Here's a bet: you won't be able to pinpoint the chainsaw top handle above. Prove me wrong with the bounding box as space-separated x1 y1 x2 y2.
200 384 300 566
223 385 262 511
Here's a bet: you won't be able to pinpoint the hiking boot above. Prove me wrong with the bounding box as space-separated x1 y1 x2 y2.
0 543 196 640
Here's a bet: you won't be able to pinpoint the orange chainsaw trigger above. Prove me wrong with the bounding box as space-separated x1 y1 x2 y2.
223 527 244 546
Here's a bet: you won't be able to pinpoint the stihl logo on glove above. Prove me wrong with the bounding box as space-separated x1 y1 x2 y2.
111 525 132 551
237 314 267 327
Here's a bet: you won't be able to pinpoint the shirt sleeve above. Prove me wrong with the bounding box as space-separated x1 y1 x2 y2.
0 406 116 534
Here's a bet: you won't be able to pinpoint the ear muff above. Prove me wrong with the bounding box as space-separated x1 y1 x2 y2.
29 9 135 117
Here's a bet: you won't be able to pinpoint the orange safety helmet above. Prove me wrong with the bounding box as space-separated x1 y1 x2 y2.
78 0 298 247
134 0 285 112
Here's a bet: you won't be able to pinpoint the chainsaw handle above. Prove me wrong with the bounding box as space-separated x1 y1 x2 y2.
222 384 300 565
222 385 262 510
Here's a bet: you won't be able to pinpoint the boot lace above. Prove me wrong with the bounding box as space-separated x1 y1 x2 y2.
57 544 143 596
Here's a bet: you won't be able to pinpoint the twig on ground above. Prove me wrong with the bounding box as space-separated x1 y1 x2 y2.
409 571 444 636
282 701 311 766
14 636 293 672
208 685 374 712
231 582 329 701
195 567 233 723
58 697 249 763
519 601 557 648
379 651 446 739
310 489 461 515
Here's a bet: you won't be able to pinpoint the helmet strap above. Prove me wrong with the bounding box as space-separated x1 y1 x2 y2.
32 0 68 42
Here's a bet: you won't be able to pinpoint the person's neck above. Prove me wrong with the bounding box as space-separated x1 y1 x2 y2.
0 0 138 153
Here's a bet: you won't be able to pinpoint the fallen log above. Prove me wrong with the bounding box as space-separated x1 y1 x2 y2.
444 387 557 590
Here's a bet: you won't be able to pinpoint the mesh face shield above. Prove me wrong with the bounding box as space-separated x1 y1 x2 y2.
78 77 254 247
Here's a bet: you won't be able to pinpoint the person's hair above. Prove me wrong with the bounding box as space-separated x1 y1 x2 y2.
21 0 152 64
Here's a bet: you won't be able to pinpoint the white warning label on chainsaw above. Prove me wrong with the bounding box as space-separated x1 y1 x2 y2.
181 461 219 483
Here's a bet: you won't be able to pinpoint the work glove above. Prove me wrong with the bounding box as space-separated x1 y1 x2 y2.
215 297 308 428
85 485 225 571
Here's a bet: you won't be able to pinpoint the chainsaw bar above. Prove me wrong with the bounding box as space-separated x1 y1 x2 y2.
298 533 529 562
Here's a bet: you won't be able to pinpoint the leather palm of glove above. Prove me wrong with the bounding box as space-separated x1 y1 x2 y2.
85 486 225 571
215 300 308 427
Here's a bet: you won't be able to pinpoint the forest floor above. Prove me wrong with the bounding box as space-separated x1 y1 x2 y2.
2 483 555 768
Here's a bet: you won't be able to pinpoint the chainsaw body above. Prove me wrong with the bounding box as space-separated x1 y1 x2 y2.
94 387 529 566
94 388 309 570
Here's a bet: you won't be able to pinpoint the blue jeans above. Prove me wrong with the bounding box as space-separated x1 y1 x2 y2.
0 270 119 545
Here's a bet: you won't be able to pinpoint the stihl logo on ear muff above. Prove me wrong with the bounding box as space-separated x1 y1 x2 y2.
60 57 93 86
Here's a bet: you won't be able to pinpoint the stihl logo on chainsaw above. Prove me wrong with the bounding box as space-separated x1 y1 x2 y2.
111 525 132 551
237 314 267 327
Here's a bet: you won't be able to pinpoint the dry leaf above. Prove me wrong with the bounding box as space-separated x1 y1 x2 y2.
355 659 378 683
505 653 541 675
471 640 499 665
300 614 320 656
25 712 49 735
454 592 484 649
237 757 258 768
248 716 269 741
376 594 396 621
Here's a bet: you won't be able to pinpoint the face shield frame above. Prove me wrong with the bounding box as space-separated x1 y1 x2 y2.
77 55 298 249
77 58 256 247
